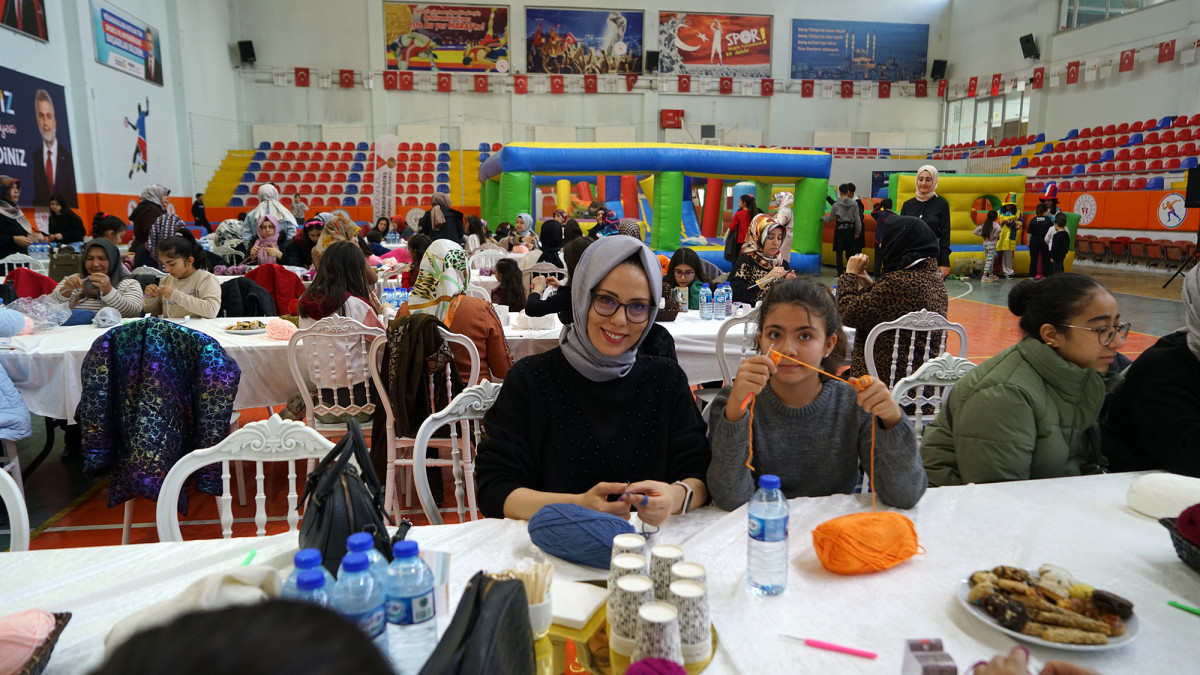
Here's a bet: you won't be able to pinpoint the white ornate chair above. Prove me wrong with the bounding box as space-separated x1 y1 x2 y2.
715 307 761 386
156 414 336 542
411 380 502 524
468 244 506 276
863 309 968 390
465 285 490 301
521 262 566 299
3 440 21 497
287 315 385 439
890 352 977 441
374 264 405 299
0 466 29 551
0 253 48 276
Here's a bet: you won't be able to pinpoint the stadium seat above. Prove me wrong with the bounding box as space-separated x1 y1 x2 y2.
234 184 249 195
1148 146 1163 159
1164 144 1180 157
363 172 373 183
1072 165 1086 174
1133 177 1148 189
342 197 356 207
1085 179 1099 191
407 172 419 183
1149 159 1164 170
406 185 419 194
357 142 369 151
287 172 300 183
422 162 435 172
1115 178 1131 190
347 172 361 183
1101 162 1115 173
333 172 347 183
1116 161 1130 172
253 151 266 161
245 197 258 207
272 141 284 150
1178 128 1193 142
437 152 451 162
1066 129 1079 139
1103 137 1116 148
478 143 490 152
256 172 270 182
1145 177 1163 189
1132 147 1146 160
270 172 283 183
1130 121 1144 133
479 153 490 162
360 184 373 194
315 141 328 150
359 196 371 206
422 185 434 194
1132 160 1147 171
1174 116 1189 128
1087 151 1101 162
241 172 255 182
282 152 295 161
406 196 419 206
299 184 313 195
283 184 297 195
436 173 449 183
1066 140 1079 151
436 162 449 172
229 197 244 207
1116 148 1131 161
1079 127 1092 138
318 172 331 183
1087 164 1103 174
1090 126 1103 137
345 185 358 195
437 142 449 151
1103 124 1116 136
1099 179 1112 190
436 185 450 194
258 141 271 150
408 162 421 171
329 184 343 195
1180 157 1198 170
1162 129 1177 143
421 173 434 183
320 162 333 172
1167 158 1181 169
314 185 327 195
398 142 410 151
1100 149 1115 161
492 143 503 151
1116 123 1129 134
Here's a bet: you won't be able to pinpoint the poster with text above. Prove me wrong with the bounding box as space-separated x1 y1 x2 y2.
658 13 770 78
526 8 643 74
1 0 48 41
384 3 509 72
0 66 77 208
91 1 164 85
791 19 928 81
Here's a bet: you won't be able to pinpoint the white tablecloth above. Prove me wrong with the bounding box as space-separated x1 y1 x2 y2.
0 318 295 422
1 473 1193 673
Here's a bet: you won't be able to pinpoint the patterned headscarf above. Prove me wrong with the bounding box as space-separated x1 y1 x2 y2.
408 239 469 322
0 176 31 234
314 214 359 256
617 218 641 240
139 184 170 208
148 213 185 259
214 219 244 247
741 213 784 262
247 184 297 229
596 209 620 237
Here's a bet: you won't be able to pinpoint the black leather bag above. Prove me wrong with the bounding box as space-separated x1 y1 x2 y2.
723 228 740 263
298 418 395 574
419 571 534 675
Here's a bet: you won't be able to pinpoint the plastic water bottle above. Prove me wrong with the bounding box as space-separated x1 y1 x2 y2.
331 552 389 651
292 569 330 608
386 540 438 675
339 532 389 588
747 474 789 596
281 548 336 600
712 284 726 321
723 282 734 318
699 285 713 320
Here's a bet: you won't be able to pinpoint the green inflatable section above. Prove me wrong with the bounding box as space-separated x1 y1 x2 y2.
793 176 828 255
652 171 684 251
499 171 533 224
482 179 500 229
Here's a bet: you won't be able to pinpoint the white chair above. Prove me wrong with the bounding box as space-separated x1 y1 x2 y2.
3 439 22 497
468 245 506 275
0 466 29 551
863 309 968 390
522 262 566 299
370 326 481 519
411 380 502 524
0 253 48 276
465 285 490 301
286 315 385 439
374 264 405 299
890 352 977 440
715 307 761 386
156 414 336 542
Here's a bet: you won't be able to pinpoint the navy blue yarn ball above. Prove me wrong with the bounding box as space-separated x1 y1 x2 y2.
527 503 637 569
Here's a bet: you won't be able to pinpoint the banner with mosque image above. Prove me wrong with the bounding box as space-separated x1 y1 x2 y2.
657 13 771 78
525 8 643 74
790 19 929 81
383 3 509 72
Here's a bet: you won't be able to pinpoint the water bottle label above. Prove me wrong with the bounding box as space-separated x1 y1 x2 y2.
748 514 788 542
386 589 435 625
348 605 387 638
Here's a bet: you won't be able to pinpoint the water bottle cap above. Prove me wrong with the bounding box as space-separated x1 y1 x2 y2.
393 540 419 558
296 569 326 591
294 548 322 568
342 552 369 573
346 531 373 551
759 474 781 490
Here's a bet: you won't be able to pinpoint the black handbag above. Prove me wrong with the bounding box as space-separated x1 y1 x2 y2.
298 418 397 574
723 228 740 263
419 571 534 675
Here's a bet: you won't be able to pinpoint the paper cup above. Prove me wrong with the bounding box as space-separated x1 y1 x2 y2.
670 561 707 588
607 573 654 650
649 544 685 600
611 532 648 562
527 591 552 640
631 601 683 666
495 304 509 326
668 580 712 663
608 553 649 591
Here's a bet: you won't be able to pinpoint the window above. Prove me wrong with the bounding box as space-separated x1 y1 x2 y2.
1060 0 1174 31
943 91 1032 145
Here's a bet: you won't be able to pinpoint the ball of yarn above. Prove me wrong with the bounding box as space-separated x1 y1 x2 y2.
93 307 122 328
16 316 33 336
265 318 298 341
527 503 635 569
0 608 55 673
1177 503 1200 547
811 511 919 575
1127 473 1200 519
512 245 529 254
367 254 384 266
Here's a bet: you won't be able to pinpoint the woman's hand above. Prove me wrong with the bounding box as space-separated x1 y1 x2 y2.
848 376 902 429
266 246 281 258
160 285 175 299
760 266 787 285
620 480 676 527
249 245 260 259
13 236 30 248
971 646 1098 675
546 276 561 289
87 272 112 295
726 355 777 422
143 284 160 298
60 275 83 293
846 253 870 276
938 265 950 279
531 277 547 294
576 482 632 518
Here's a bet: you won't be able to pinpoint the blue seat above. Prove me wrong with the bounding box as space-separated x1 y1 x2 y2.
879 149 891 156
345 185 358 195
235 184 250 195
1010 147 1022 156
479 153 490 162
248 162 262 172
258 141 271 150
1100 149 1115 162
435 185 449 194
438 142 450 151
1039 142 1054 153
1072 164 1086 174
353 152 366 161
229 197 244 207
1015 157 1029 168
350 162 364 172
976 140 985 146
241 173 255 183
436 173 449 183
356 142 368 151
1145 176 1164 189
342 196 357 206
1124 133 1143 147
478 142 490 152
1034 133 1045 142
347 172 361 183
436 162 449 172
437 152 451 162
1066 129 1079 139
1180 157 1198 170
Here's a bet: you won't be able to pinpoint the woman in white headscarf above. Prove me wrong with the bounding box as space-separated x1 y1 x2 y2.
899 165 952 278
772 191 795 255
1102 269 1200 476
241 184 297 244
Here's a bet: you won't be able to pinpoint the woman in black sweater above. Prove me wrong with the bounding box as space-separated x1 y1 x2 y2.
899 165 952 278
47 194 86 246
475 236 709 525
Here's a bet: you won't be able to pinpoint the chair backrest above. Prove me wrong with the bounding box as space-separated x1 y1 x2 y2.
156 414 336 542
863 309 968 389
287 315 385 425
0 253 47 276
465 284 490 301
374 264 405 298
411 380 502 525
0 466 29 551
439 326 480 386
522 262 566 299
890 353 977 440
715 307 760 385
467 247 505 275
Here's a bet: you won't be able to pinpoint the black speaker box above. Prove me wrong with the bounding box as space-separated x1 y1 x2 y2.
645 50 659 73
238 40 256 64
930 59 947 81
1019 34 1040 60
1185 167 1200 208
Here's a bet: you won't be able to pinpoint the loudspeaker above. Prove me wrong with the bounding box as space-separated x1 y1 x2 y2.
930 59 947 81
238 40 256 64
1185 167 1200 207
1019 34 1040 60
700 124 716 139
645 50 659 73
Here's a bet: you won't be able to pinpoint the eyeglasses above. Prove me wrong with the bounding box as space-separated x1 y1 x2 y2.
590 293 652 324
674 269 696 278
1054 321 1131 346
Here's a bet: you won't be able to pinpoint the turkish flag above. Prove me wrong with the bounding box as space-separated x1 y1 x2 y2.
914 80 927 97
990 73 1002 96
678 75 691 93
840 80 853 98
399 72 414 91
967 76 978 97
1159 39 1176 63
584 74 597 94
550 75 564 94
801 79 814 97
761 79 773 97
1032 67 1044 89
1066 60 1080 84
383 71 398 90
295 68 310 88
625 73 639 91
1119 49 1135 73
937 79 947 97
339 69 355 88
514 74 528 95
437 73 452 92
719 77 733 95
878 81 891 98
473 74 488 93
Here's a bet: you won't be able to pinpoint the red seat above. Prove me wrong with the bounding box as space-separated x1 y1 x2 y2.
286 141 299 150
424 143 437 151
1132 160 1146 171
492 143 502 151
256 172 269 182
406 185 419 194
1133 177 1148 189
358 196 371 206
407 172 419 183
272 141 284 150
288 172 301 182
336 162 350 172
261 161 276 172
1098 179 1112 190
1143 118 1157 131
1101 162 1115 172
1149 159 1164 170
1115 178 1131 190
1162 129 1177 143
421 172 434 183
1087 163 1103 174
1116 161 1130 172
360 184 373 194
1091 138 1105 150
319 172 332 182
1066 140 1078 151
422 162 435 172
277 162 293 172
396 152 409 162
299 184 313 195
408 162 421 171
282 152 295 161
1178 128 1193 141
297 151 310 161
1116 123 1129 134
303 172 316 182
1130 121 1144 133
398 142 410 151
1029 156 1042 168
1132 147 1146 160
271 172 285 182
1036 167 1050 176
322 162 335 172
1103 124 1116 136
1145 131 1160 144
1084 179 1099 190
422 185 434 194
1173 116 1188 128
314 184 327 195
329 184 343 195
1163 144 1179 157
1088 151 1101 162
1115 148 1131 161
363 172 374 183
333 172 347 183
1181 141 1197 155
315 142 328 150
282 184 297 195
1167 158 1181 169
1103 137 1116 148
300 141 314 151
1148 146 1162 159
1079 127 1092 138
1091 126 1104 137
341 152 353 162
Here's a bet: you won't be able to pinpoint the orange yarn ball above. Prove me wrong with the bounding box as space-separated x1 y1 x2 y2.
811 511 919 575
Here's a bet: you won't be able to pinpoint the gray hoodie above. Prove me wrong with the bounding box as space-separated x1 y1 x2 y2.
824 197 862 236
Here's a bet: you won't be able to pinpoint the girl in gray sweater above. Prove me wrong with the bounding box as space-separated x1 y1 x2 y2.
706 278 926 510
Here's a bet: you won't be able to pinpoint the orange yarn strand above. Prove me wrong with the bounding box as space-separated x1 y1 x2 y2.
745 395 756 471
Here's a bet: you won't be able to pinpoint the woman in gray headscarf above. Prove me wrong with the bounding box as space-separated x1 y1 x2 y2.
417 192 465 244
49 239 143 316
241 184 297 243
129 184 169 256
1102 269 1200 476
475 236 710 526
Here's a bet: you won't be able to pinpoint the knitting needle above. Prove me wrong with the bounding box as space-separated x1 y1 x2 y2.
1169 600 1200 617
779 635 877 659
240 550 257 566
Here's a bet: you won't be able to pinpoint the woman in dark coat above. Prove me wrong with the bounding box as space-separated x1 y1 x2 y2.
899 165 952 278
47 193 86 246
129 184 169 259
0 176 42 258
417 193 465 244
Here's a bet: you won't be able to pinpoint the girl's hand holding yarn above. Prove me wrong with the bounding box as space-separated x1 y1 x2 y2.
726 355 777 422
620 480 675 527
848 376 903 429
577 481 632 519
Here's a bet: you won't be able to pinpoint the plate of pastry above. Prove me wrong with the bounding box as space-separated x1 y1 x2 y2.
224 320 267 334
957 564 1138 651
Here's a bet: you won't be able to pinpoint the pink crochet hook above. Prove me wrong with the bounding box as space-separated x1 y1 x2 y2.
779 635 877 659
